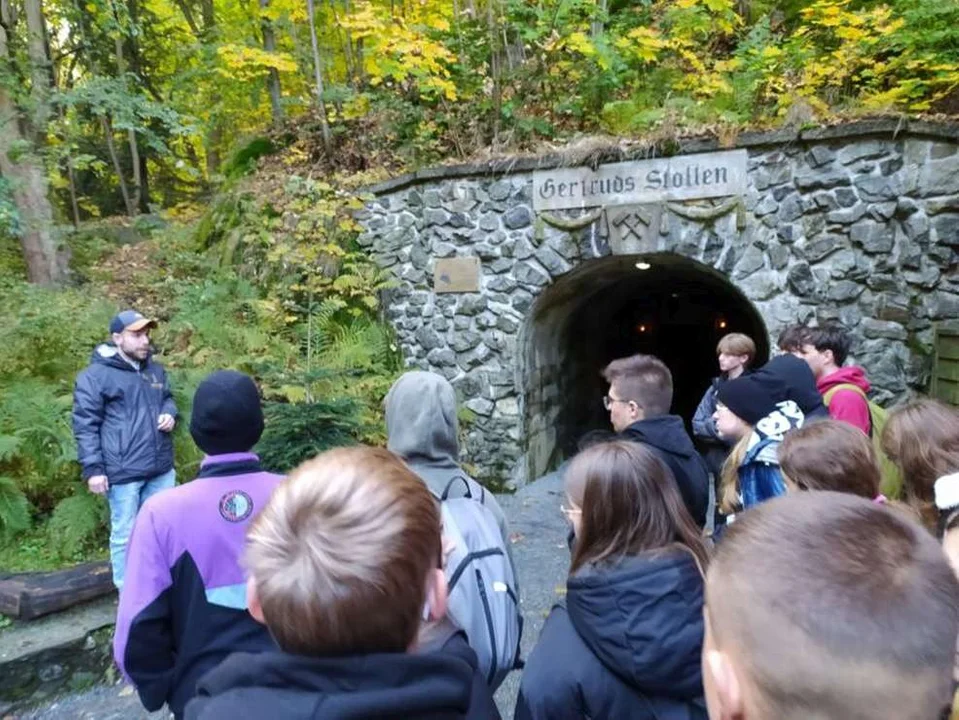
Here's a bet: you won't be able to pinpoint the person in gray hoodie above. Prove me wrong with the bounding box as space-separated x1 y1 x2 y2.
385 371 513 568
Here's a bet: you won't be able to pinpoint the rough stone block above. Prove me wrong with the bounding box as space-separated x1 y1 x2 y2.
534 246 571 276
427 348 457 366
827 205 867 224
503 206 533 229
733 245 765 279
807 146 837 168
464 397 494 416
927 196 959 215
862 318 907 341
850 221 894 253
923 291 959 320
424 208 450 226
838 141 892 165
768 244 790 270
513 260 550 287
795 166 851 190
868 202 897 221
826 280 864 302
787 262 816 297
918 155 959 197
854 173 905 202
932 214 959 247
457 294 487 316
479 213 500 232
802 233 844 262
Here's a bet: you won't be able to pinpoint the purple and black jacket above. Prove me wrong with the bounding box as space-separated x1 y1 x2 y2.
113 453 283 718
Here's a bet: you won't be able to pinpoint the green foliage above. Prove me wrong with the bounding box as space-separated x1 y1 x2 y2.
224 137 279 179
46 493 109 558
257 397 362 473
0 477 32 541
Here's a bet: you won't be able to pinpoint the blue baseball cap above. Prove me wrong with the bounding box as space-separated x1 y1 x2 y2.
109 310 157 335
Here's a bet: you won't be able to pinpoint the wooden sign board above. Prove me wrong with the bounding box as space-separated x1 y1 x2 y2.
434 257 481 294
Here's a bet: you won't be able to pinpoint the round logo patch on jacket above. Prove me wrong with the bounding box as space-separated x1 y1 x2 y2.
219 490 253 522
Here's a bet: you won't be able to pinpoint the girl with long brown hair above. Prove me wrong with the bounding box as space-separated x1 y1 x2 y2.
516 440 709 720
882 400 959 569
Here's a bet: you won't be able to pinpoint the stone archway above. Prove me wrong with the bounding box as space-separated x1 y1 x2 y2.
518 252 769 482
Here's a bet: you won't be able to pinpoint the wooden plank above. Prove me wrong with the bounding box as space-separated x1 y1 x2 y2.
0 561 114 621
939 336 959 360
936 361 959 382
934 377 959 405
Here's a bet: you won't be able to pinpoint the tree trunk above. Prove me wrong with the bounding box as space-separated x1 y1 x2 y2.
591 0 607 39
259 0 283 129
0 0 67 285
306 0 332 154
111 18 142 214
487 0 501 148
23 0 51 134
101 114 135 217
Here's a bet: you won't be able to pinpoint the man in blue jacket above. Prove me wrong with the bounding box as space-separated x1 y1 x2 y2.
72 309 177 589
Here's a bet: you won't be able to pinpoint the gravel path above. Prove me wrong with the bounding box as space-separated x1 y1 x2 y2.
19 474 571 720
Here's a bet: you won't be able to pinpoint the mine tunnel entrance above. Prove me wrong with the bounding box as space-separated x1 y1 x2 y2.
519 252 769 482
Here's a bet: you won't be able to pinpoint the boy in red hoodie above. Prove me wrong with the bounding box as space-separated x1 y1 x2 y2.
797 323 871 435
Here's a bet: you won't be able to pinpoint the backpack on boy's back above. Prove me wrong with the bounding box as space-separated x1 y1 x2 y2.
434 476 523 691
823 384 903 499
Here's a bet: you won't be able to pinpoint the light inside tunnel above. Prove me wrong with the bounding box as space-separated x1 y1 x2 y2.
518 252 769 483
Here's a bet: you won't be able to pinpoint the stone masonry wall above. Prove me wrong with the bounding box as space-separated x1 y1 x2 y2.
357 120 959 487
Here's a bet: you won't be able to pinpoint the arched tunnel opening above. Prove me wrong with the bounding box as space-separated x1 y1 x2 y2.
519 252 770 482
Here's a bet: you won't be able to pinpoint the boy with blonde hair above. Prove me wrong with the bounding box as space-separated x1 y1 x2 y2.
703 491 959 720
185 446 497 720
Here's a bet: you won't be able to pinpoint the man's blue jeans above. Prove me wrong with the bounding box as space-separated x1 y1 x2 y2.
107 469 176 590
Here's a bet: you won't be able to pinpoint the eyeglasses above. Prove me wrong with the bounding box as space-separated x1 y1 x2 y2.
602 395 631 410
560 503 581 518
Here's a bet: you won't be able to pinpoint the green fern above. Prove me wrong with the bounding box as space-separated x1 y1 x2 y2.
46 493 108 557
0 476 31 540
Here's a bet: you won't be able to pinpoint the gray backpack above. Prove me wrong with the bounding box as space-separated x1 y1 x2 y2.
437 476 523 690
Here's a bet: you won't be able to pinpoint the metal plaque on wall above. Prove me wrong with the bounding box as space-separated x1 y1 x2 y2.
434 257 481 293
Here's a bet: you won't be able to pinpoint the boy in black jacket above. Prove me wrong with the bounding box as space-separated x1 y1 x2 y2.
603 353 710 527
185 446 498 720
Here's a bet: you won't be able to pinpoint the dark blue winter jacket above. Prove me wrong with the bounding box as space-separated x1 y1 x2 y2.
620 417 710 527
185 628 499 720
516 551 708 720
72 343 177 484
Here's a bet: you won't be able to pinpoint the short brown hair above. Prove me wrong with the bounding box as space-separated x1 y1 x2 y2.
777 324 808 353
707 492 959 720
883 399 959 509
566 440 709 574
778 419 881 499
602 354 673 417
245 446 441 656
716 333 756 366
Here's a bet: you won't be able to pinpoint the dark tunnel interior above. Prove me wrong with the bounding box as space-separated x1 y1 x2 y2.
521 253 770 476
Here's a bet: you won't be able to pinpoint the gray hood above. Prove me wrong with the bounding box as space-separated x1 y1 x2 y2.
386 371 460 468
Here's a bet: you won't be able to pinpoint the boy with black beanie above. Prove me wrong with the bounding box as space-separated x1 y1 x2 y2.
114 370 283 719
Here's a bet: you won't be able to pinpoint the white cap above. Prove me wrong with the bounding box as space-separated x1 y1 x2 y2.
934 473 959 511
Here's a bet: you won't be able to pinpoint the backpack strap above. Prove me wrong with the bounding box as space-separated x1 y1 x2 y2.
822 383 873 437
442 475 473 501
822 382 867 404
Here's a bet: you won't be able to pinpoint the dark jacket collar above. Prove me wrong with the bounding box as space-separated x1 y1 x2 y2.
192 647 475 719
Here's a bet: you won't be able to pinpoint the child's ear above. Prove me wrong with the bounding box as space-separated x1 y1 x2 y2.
246 577 265 625
705 650 745 720
426 568 448 623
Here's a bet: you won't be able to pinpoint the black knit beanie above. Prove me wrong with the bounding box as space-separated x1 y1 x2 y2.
716 375 778 426
189 370 264 455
